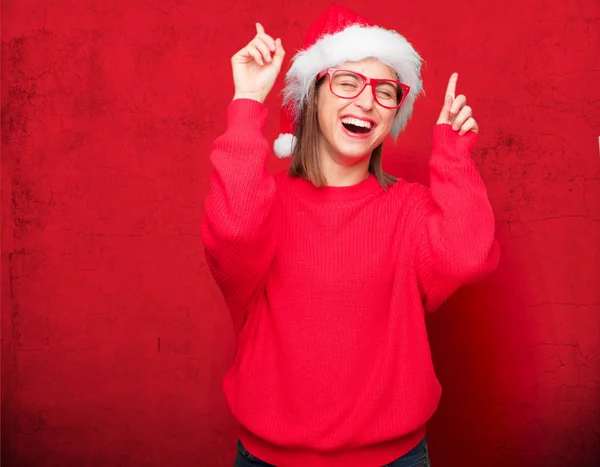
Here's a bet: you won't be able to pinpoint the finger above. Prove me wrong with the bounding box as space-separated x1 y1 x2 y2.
274 38 285 56
271 38 285 67
452 104 472 130
246 46 264 66
255 23 276 51
436 94 453 124
450 94 467 117
458 117 478 136
252 37 273 63
445 72 458 100
258 32 276 52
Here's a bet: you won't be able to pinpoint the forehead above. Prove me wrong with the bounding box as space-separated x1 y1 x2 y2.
334 58 397 80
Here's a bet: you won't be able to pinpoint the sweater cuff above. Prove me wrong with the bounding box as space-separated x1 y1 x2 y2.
228 98 269 131
433 123 478 159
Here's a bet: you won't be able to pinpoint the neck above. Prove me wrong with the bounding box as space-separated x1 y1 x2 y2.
318 145 371 188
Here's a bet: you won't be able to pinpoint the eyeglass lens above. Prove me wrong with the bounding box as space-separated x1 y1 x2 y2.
331 71 401 107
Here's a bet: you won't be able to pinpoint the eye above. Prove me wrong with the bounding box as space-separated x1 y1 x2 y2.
376 83 400 102
376 90 394 99
332 72 362 88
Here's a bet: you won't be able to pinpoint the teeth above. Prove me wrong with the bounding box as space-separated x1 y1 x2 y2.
341 117 372 129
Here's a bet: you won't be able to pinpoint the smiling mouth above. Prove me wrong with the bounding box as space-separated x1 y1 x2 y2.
342 122 371 134
340 117 374 136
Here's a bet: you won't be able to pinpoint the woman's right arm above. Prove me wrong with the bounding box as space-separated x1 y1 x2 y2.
201 24 285 330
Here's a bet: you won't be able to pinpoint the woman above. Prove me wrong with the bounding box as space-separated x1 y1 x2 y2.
201 6 500 467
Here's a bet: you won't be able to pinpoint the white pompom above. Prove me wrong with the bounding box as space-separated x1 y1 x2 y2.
273 133 297 158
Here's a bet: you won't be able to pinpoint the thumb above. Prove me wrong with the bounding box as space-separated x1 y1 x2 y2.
271 38 285 66
436 94 453 125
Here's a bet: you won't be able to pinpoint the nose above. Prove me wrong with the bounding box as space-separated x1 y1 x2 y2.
354 83 375 111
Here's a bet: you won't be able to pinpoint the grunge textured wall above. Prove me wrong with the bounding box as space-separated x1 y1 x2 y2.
2 0 599 466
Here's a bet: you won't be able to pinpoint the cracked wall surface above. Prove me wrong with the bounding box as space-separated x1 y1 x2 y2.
1 0 599 466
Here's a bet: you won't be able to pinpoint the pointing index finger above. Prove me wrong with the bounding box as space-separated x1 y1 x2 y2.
446 72 458 99
255 22 276 51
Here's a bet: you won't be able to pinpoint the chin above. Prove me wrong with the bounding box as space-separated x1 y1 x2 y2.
333 143 373 159
332 128 382 159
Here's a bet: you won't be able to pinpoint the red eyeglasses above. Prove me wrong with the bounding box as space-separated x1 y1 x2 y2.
317 68 410 109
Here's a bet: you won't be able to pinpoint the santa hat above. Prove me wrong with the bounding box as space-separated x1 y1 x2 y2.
273 4 424 158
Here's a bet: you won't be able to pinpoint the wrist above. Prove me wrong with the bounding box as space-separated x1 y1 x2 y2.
227 98 269 129
233 92 265 104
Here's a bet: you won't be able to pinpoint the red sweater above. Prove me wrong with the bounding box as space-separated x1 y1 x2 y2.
201 99 500 467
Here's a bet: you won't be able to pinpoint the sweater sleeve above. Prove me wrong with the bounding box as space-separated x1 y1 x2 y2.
413 124 500 312
201 99 277 330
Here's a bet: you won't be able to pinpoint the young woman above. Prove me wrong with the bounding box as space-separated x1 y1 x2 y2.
201 6 500 467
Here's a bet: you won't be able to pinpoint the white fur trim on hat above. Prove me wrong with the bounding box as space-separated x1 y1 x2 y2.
273 133 297 158
283 25 423 139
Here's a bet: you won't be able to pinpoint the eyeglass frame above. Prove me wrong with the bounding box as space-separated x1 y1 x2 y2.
316 68 410 109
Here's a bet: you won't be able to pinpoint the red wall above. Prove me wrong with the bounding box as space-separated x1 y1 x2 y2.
2 0 599 465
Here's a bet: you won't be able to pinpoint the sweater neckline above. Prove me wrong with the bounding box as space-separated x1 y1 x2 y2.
288 173 383 202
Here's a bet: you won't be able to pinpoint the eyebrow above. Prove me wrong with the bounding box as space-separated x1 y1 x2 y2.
337 69 398 80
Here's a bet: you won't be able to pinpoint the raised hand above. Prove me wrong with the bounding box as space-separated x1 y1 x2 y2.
436 73 479 136
232 23 286 104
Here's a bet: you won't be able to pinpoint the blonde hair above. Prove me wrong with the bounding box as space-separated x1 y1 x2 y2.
288 79 397 189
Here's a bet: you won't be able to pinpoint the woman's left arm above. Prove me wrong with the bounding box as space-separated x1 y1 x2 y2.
414 73 501 312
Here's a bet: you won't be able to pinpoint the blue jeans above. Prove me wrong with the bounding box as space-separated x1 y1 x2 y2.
234 437 430 467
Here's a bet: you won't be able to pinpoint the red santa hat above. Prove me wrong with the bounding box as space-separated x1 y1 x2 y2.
273 4 424 158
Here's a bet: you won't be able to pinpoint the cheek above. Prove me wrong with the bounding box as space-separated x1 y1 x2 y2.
376 112 396 136
316 108 330 136
317 98 341 132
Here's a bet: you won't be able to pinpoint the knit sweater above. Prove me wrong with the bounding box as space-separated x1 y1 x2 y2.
201 99 500 467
